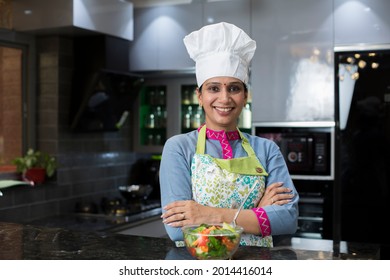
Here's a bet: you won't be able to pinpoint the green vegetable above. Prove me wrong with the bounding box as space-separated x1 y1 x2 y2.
183 223 241 260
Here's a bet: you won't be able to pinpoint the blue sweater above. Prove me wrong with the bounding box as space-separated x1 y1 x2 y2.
159 130 299 242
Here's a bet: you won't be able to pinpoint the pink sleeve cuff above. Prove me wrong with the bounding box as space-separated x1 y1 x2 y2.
251 207 271 237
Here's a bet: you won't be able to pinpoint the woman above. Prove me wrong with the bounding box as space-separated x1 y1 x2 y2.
160 22 299 247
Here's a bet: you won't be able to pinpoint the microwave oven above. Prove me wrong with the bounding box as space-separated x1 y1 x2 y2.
253 122 335 180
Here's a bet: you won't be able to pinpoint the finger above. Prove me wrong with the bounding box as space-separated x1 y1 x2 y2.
270 186 292 197
277 193 294 200
163 213 188 227
265 182 284 193
271 192 293 204
162 212 185 224
161 207 185 219
274 198 292 205
279 187 292 193
164 219 188 228
274 187 292 195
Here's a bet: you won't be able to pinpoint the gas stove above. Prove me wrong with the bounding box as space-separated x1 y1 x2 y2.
100 197 161 217
30 199 162 233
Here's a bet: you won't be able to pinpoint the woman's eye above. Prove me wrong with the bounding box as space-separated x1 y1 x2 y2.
208 86 220 92
229 86 241 93
206 84 243 93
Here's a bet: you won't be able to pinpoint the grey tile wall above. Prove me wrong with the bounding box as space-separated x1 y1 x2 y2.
0 36 151 224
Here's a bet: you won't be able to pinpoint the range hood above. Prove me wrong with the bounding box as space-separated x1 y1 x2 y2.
70 35 143 132
70 34 144 132
12 0 134 40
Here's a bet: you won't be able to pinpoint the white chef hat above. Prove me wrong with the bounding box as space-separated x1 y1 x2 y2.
183 22 256 87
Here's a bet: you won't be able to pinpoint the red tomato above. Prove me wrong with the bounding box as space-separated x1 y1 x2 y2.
197 235 209 247
191 235 208 247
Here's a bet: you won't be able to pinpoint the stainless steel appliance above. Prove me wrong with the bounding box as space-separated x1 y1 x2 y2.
30 156 163 236
254 121 335 239
335 46 390 257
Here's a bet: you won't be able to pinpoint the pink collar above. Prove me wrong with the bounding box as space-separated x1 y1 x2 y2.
198 125 240 159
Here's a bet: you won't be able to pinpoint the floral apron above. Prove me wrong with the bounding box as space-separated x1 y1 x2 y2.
191 125 273 247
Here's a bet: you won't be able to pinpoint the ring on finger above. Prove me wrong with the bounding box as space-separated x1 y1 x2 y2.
271 198 274 204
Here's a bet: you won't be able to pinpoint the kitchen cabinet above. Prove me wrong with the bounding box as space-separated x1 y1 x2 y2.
133 76 197 153
129 0 251 72
129 4 202 71
334 0 390 46
139 84 167 147
202 0 251 33
180 84 203 133
250 0 334 123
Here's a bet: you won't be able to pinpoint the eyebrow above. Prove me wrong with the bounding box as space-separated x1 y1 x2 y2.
205 81 243 86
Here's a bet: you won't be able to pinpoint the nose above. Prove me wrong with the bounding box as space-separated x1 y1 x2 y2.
218 88 230 102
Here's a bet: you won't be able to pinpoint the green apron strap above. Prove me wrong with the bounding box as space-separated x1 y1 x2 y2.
196 126 268 176
196 125 207 154
214 153 268 176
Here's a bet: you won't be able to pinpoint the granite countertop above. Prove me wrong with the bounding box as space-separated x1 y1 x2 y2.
0 221 381 260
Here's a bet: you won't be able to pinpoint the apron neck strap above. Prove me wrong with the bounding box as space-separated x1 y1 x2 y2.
196 125 254 157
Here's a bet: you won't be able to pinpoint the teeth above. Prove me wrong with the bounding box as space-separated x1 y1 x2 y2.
215 107 232 112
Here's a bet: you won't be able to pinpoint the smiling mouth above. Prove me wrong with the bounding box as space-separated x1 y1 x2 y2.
214 106 234 112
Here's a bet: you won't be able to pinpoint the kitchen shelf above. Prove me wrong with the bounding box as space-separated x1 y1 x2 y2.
139 85 167 147
181 84 204 133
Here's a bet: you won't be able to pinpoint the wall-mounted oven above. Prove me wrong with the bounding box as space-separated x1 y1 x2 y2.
253 121 335 239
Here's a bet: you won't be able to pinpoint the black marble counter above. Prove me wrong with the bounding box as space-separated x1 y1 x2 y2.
0 221 381 260
28 208 163 232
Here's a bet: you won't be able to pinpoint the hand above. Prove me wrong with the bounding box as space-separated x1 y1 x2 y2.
257 182 294 207
161 200 218 227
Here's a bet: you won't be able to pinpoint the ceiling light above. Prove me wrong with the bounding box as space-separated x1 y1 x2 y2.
358 60 366 69
371 62 379 69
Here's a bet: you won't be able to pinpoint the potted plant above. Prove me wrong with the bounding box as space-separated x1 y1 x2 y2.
12 148 57 184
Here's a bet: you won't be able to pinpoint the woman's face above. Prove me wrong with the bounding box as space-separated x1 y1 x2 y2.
197 76 247 131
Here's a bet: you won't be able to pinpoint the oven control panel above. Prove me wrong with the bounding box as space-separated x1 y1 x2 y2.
254 124 334 180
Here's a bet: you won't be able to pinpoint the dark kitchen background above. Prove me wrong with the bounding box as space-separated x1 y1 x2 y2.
0 0 390 256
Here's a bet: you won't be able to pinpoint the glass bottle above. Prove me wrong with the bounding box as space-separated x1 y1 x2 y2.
158 89 165 105
155 106 162 128
192 106 202 128
183 113 191 129
191 88 198 104
242 104 252 129
182 90 190 105
183 106 192 129
146 112 155 128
